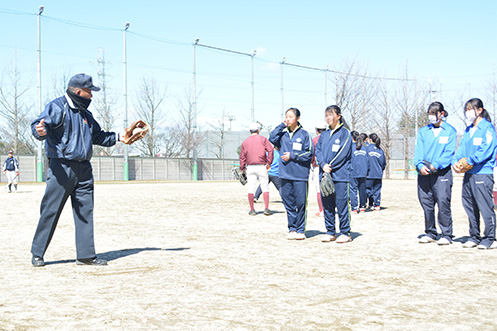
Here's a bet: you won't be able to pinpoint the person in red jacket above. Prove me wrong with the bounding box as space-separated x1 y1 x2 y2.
239 122 274 216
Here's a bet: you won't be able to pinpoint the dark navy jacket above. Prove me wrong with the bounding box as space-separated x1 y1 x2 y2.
31 94 117 161
315 124 352 182
351 142 368 178
367 144 386 179
269 122 313 181
3 156 18 171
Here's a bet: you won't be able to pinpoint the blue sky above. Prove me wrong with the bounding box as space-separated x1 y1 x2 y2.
1 0 496 132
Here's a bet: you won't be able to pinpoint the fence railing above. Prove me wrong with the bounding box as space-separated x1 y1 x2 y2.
0 155 418 182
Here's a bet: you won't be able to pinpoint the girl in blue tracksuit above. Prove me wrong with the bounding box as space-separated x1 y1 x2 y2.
453 98 497 250
366 133 386 211
269 108 313 240
414 102 457 245
350 131 368 213
315 105 352 243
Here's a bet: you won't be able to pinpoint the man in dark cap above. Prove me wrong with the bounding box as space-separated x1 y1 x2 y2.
30 73 126 267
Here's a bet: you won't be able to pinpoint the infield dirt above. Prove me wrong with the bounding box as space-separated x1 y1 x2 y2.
1 178 496 330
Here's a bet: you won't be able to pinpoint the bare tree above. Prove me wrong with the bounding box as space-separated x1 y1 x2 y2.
0 59 36 154
134 77 167 157
486 70 497 129
207 109 232 159
176 87 204 158
394 66 419 179
93 49 119 156
156 124 183 158
45 71 72 106
373 80 397 179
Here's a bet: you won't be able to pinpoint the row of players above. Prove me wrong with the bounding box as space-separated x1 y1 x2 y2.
239 99 497 249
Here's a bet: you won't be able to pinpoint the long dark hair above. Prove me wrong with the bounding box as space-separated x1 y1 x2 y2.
360 132 368 143
351 130 363 150
465 98 491 122
369 133 381 148
325 105 349 129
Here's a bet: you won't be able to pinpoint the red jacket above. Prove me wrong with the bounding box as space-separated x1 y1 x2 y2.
239 134 274 171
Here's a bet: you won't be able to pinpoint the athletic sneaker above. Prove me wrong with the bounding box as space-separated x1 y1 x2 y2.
462 240 477 248
418 236 436 244
360 208 366 213
374 206 380 211
351 209 358 214
295 233 306 240
248 210 257 216
476 241 497 250
287 231 297 240
321 234 337 242
336 234 352 243
263 209 272 216
437 237 451 246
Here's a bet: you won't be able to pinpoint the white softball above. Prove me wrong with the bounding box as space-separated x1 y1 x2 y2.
132 128 144 135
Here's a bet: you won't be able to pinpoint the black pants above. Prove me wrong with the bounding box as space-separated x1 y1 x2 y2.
31 159 96 260
417 167 453 240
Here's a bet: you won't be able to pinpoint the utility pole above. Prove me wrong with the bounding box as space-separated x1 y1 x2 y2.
280 57 285 119
250 50 256 122
123 22 130 181
192 38 199 181
36 5 44 182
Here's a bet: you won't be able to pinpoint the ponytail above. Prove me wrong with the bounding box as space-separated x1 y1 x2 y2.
369 133 381 148
351 131 362 150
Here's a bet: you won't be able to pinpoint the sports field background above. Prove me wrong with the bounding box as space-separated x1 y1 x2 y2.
1 178 496 330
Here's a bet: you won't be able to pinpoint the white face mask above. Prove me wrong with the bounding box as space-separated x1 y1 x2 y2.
428 115 438 124
466 109 477 122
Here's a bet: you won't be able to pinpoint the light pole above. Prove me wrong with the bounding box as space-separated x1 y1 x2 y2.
123 22 130 181
250 50 256 122
192 38 199 181
280 57 285 119
36 5 44 182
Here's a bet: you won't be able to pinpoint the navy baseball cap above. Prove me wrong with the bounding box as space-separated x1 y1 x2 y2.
68 73 101 91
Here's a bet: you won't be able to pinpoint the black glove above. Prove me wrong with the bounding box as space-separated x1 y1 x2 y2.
418 160 437 175
320 172 335 197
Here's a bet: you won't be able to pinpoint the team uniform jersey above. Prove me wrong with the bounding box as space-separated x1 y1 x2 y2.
414 121 457 171
367 145 386 179
269 122 313 181
315 124 352 182
351 142 368 178
452 118 497 174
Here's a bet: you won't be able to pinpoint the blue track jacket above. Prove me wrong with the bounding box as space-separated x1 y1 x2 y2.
414 121 457 171
268 149 280 176
367 145 386 179
315 123 352 182
269 122 312 181
31 94 117 161
351 142 368 178
452 118 497 175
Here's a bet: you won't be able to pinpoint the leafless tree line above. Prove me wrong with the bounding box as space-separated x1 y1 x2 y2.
2 57 497 174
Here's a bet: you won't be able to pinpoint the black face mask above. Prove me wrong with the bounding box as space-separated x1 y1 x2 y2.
66 89 91 110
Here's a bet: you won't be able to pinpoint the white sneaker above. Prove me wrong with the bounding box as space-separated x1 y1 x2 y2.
287 231 297 240
437 238 451 246
463 240 477 248
478 241 497 250
336 234 352 243
295 233 306 240
321 234 337 242
418 236 436 244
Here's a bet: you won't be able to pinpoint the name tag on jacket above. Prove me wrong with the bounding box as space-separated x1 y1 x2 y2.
293 142 302 151
438 136 449 144
473 137 482 146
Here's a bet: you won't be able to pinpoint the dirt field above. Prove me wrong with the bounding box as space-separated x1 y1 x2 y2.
1 177 497 330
